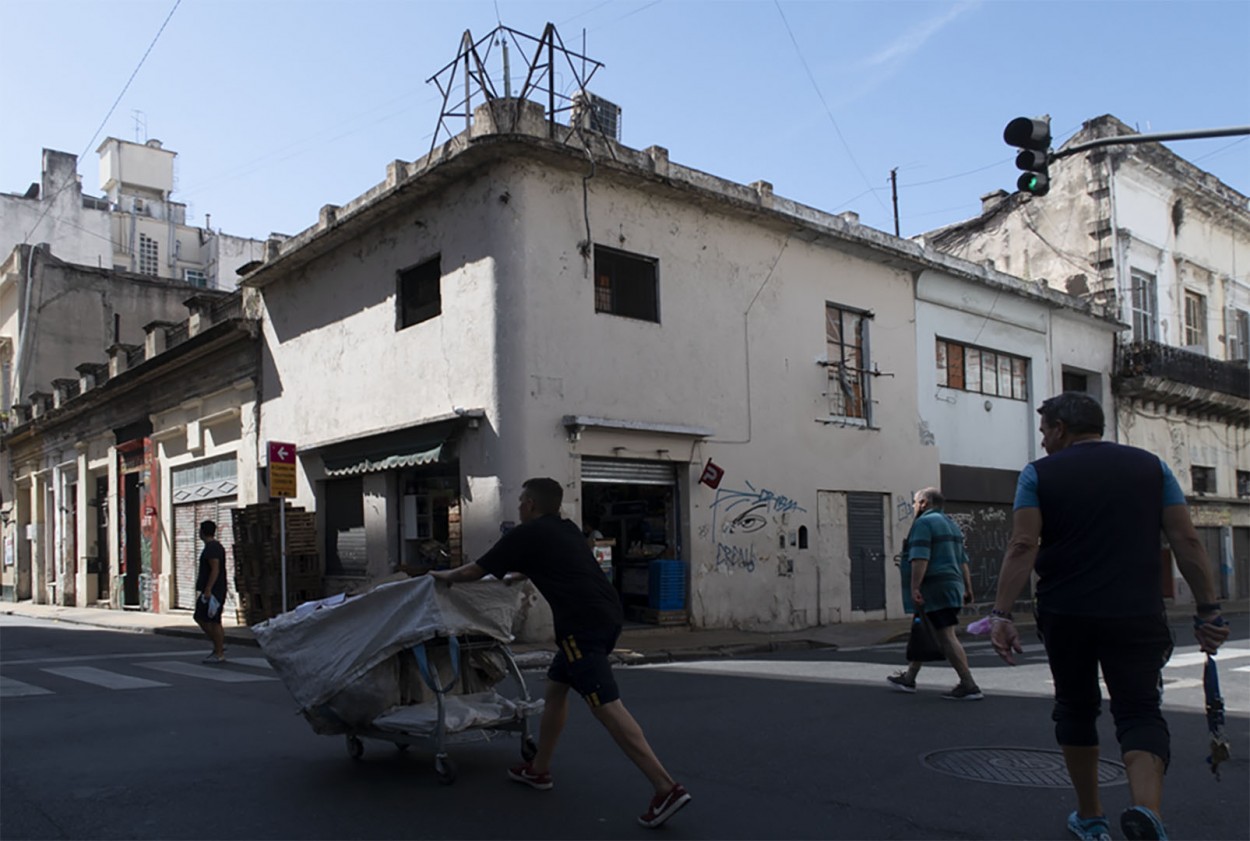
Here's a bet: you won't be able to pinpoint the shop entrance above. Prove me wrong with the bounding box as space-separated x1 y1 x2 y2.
580 459 685 625
122 472 142 608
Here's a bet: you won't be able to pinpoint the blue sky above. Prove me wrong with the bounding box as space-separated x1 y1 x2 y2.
2 0 1247 242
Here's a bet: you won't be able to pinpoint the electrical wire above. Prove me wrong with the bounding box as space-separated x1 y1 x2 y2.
773 1 888 214
20 0 182 247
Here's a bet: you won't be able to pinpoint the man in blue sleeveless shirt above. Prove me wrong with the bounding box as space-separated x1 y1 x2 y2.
990 393 1228 841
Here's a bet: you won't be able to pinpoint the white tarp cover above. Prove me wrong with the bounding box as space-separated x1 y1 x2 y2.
253 576 521 710
371 691 545 736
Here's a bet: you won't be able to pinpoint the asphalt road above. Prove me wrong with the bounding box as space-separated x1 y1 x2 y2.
2 614 1247 841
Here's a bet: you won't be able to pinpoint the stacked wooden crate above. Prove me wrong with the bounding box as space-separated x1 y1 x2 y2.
231 502 322 625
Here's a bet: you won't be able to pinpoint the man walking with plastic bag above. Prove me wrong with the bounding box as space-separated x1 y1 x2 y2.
887 487 981 699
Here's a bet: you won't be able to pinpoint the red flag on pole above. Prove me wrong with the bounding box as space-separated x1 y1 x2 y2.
699 458 725 489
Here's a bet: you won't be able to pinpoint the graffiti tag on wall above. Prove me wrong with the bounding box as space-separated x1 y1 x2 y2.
709 480 807 575
946 504 1017 603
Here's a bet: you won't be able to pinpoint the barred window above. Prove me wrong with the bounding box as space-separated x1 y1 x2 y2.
594 246 658 322
138 233 159 277
826 304 871 421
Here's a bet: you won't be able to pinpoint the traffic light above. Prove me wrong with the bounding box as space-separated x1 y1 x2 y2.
1003 116 1051 196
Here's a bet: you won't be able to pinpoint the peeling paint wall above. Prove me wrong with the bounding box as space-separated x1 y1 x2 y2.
258 148 939 631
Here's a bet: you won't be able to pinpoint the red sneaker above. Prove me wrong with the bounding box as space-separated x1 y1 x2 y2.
638 783 691 828
507 762 553 790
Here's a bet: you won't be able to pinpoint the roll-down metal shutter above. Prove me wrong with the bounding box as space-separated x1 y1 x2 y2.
581 458 677 485
847 492 886 612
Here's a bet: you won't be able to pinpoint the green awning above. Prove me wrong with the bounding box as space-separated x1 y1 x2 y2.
323 442 444 477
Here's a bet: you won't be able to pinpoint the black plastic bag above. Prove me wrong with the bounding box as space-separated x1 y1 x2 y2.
906 611 945 662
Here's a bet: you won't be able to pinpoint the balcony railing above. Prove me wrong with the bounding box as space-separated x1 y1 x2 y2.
1117 341 1249 399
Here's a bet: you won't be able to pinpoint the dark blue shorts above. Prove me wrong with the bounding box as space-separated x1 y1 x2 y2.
925 606 961 629
547 626 621 708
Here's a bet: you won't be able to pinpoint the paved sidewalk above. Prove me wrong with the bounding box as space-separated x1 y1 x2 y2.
4 598 1242 667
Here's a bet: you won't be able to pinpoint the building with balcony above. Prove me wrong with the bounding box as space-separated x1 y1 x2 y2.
921 114 1250 601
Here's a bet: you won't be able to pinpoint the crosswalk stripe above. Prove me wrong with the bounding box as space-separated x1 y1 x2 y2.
40 666 169 690
1 675 53 697
1166 646 1250 669
140 661 277 683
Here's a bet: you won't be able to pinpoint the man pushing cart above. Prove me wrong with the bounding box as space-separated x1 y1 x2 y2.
431 477 693 829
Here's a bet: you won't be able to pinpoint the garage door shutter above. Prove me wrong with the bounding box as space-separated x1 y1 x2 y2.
581 458 676 485
174 499 236 609
847 492 886 612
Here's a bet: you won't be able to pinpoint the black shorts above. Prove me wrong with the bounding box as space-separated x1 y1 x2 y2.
547 626 621 708
194 594 223 624
925 606 961 629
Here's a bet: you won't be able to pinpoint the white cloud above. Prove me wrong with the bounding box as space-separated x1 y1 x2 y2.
862 0 981 70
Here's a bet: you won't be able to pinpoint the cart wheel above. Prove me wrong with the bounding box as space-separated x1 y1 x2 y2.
521 736 538 762
346 736 364 761
435 756 458 785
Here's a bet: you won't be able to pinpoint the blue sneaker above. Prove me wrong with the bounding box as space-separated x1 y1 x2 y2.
1121 806 1168 840
1067 811 1111 841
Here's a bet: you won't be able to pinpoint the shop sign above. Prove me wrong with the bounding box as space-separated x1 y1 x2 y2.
698 458 725 489
268 440 297 498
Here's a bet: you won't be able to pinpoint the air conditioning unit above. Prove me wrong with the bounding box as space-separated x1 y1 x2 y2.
572 91 621 140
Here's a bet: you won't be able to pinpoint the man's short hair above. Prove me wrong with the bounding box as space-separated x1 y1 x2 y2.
916 487 944 508
1038 392 1105 436
199 520 217 538
521 478 563 515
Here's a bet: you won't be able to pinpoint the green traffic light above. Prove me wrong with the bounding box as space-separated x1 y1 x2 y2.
1026 176 1039 190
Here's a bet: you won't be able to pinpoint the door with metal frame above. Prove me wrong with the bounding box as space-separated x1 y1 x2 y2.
847 492 886 612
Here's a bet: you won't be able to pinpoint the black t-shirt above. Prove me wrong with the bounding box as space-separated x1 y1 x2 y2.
196 540 228 599
1032 441 1165 617
476 514 623 636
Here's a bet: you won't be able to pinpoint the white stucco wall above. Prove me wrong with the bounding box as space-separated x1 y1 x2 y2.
916 271 1051 471
258 151 937 631
0 150 112 269
470 159 935 629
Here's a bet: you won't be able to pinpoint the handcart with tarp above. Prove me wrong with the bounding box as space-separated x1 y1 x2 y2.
254 575 542 784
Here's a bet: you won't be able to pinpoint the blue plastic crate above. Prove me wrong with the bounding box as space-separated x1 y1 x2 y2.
648 560 686 610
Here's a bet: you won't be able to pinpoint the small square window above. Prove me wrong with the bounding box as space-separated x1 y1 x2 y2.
594 245 659 322
1191 465 1216 496
1062 371 1088 393
1236 470 1249 499
398 256 441 329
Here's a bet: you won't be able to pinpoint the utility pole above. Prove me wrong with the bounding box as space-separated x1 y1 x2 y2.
890 168 900 237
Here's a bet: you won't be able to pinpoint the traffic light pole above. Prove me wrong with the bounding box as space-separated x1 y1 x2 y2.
1051 125 1250 161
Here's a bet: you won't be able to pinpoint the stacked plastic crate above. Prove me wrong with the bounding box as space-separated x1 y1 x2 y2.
231 502 322 624
645 559 687 625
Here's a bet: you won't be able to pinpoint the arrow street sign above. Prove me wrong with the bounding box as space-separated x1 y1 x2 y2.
268 440 297 498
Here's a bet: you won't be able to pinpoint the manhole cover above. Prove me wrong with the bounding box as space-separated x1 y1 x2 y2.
922 747 1127 788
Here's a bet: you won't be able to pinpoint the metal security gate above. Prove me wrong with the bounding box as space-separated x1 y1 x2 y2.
172 458 238 610
174 500 236 609
848 492 886 611
581 458 677 485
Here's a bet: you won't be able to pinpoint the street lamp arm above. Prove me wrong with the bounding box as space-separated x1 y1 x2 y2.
1052 126 1250 161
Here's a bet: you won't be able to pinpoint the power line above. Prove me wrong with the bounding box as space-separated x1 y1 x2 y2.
22 0 183 247
773 1 888 214
79 0 182 163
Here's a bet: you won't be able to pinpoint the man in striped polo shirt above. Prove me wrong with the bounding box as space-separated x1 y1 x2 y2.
887 486 981 700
